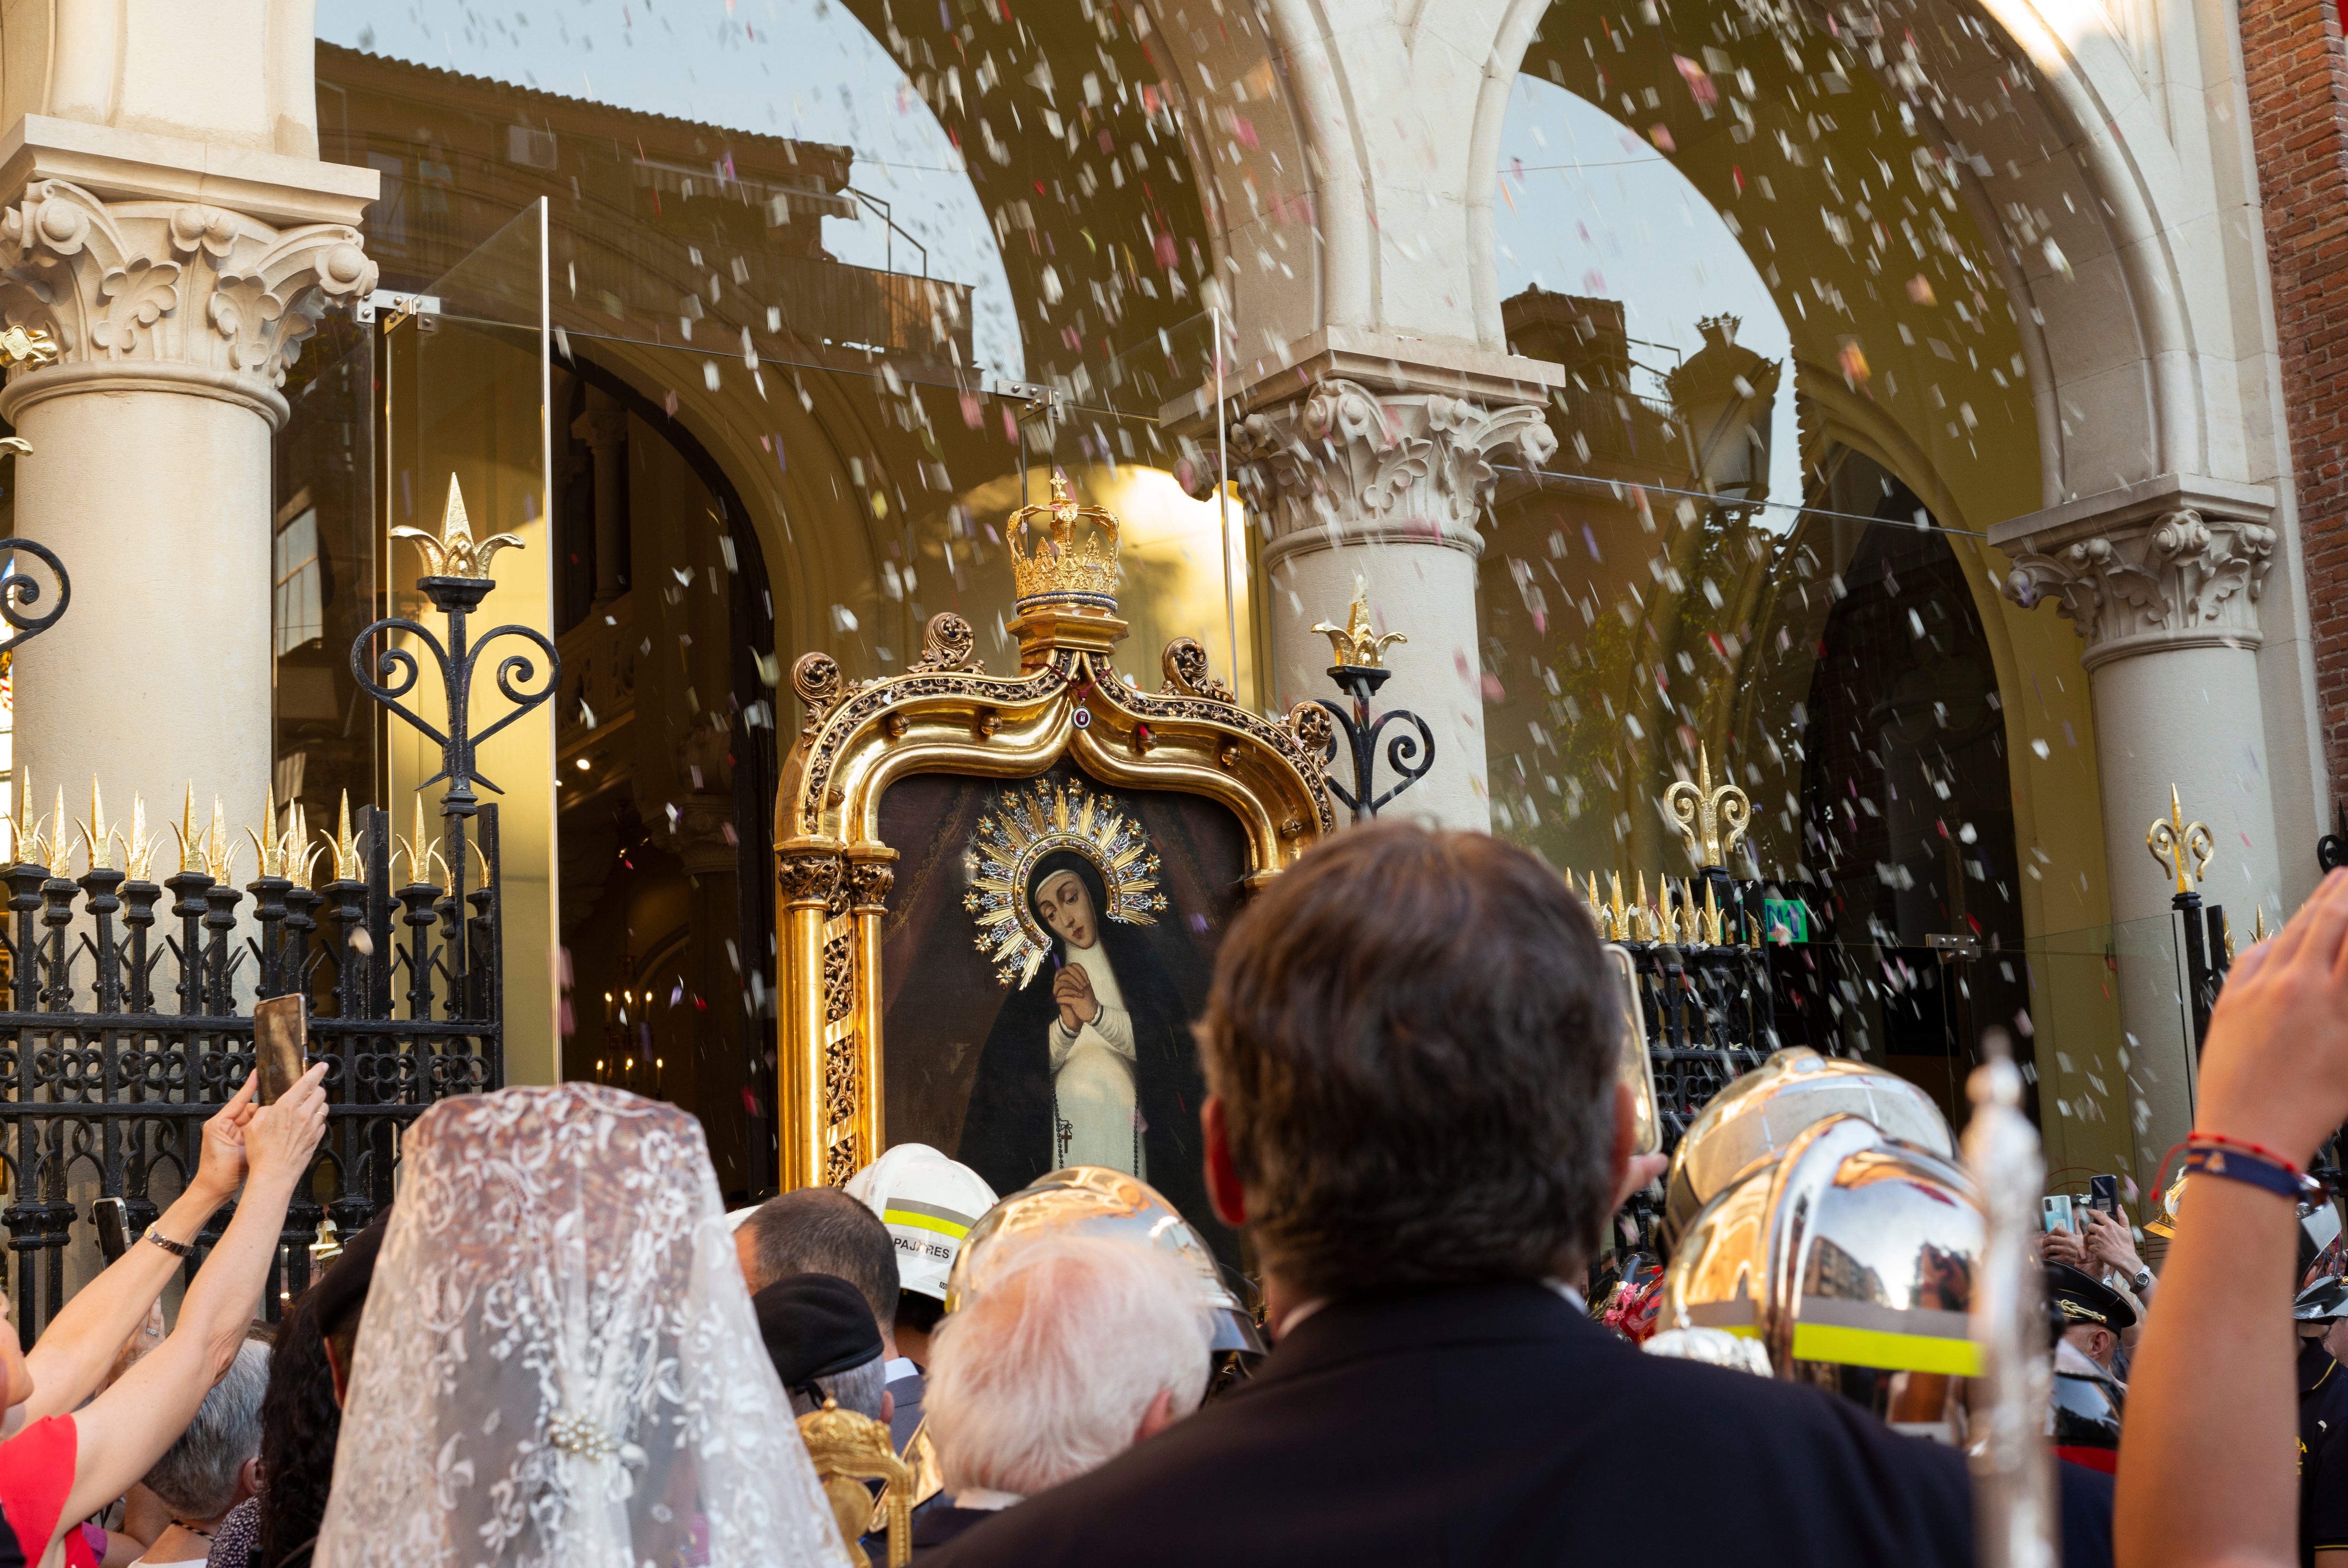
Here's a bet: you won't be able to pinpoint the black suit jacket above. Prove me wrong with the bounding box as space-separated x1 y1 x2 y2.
927 1282 2113 1568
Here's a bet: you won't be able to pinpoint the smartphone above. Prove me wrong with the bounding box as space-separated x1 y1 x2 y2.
2088 1175 2120 1218
1602 944 1660 1158
253 995 308 1106
2041 1194 2075 1234
93 1196 127 1262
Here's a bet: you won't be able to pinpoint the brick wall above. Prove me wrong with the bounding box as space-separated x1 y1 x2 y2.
2242 0 2348 804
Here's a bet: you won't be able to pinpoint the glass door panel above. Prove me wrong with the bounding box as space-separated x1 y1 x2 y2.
381 200 556 1081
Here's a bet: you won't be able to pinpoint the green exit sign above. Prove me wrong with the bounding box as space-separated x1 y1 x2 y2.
1762 898 1808 944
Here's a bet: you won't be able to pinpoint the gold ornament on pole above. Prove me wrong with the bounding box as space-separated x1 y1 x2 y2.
42 786 70 878
1311 585 1407 669
393 475 525 581
1662 745 1751 869
2146 784 2213 895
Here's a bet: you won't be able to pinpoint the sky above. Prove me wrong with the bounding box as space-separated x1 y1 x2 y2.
1491 75 1803 518
318 0 1026 379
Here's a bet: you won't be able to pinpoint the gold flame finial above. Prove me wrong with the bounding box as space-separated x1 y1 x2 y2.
121 792 158 883
170 781 201 876
77 777 113 873
1004 471 1122 612
2146 784 2214 897
247 786 286 879
391 474 526 580
1607 871 1627 942
1702 879 1725 945
2254 905 2270 944
1312 584 1407 669
205 795 238 885
397 794 446 886
8 763 39 869
325 791 363 883
1662 745 1753 869
43 785 70 878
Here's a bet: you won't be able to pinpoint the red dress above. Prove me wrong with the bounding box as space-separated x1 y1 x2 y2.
0 1415 79 1567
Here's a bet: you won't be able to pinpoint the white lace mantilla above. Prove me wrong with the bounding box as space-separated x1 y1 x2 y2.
313 1083 846 1568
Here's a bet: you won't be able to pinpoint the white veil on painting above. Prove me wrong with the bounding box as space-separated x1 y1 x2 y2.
313 1083 846 1568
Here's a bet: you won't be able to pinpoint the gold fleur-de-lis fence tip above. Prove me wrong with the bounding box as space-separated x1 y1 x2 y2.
392 475 525 580
1311 585 1407 669
1662 745 1752 870
2146 784 2214 896
323 791 364 883
396 794 448 886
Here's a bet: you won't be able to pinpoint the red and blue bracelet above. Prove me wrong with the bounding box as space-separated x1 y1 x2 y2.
2181 1132 2322 1202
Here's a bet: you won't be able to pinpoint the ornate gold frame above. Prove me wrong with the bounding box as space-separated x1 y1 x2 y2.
772 601 1337 1189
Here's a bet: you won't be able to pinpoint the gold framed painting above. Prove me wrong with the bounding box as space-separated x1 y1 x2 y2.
771 478 1336 1254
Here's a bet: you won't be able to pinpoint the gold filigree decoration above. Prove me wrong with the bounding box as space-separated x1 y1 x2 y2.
391 475 525 580
2147 784 2213 896
1160 637 1232 701
1005 473 1120 611
911 612 980 673
1662 745 1751 869
792 652 845 736
1311 586 1405 669
798 1398 912 1568
962 777 1164 987
821 932 855 1023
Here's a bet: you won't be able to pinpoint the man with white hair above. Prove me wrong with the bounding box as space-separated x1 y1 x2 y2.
130 1334 269 1567
918 1231 1211 1555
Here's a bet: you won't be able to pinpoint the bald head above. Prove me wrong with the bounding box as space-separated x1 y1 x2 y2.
734 1188 901 1329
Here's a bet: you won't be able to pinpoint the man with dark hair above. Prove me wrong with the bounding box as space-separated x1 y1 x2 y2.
733 1187 902 1330
930 822 2113 1568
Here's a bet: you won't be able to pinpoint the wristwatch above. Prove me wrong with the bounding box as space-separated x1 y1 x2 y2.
2130 1267 2153 1294
142 1225 194 1258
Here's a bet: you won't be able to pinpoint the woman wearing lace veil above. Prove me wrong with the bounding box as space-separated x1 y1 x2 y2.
313 1083 846 1567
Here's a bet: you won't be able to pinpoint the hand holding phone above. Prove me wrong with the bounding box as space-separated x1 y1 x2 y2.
2042 1194 2076 1234
253 995 308 1107
2089 1174 2120 1217
92 1197 126 1263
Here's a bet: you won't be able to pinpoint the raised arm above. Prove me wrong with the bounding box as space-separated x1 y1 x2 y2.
13 1075 261 1426
45 1061 328 1542
2116 869 2348 1568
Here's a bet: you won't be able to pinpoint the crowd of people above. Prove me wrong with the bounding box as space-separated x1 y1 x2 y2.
0 823 2342 1565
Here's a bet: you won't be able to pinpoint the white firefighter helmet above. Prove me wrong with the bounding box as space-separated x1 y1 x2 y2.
845 1142 1000 1302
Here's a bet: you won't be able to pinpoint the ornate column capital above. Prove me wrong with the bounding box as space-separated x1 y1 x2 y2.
1990 475 2279 670
1210 378 1558 565
0 179 377 428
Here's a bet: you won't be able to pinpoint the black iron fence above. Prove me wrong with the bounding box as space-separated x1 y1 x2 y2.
0 469 551 1344
0 805 504 1344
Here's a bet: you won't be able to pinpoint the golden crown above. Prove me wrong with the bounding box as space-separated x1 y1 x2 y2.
1007 473 1121 613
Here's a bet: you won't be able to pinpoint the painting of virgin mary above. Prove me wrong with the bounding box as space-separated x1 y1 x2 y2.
952 793 1212 1232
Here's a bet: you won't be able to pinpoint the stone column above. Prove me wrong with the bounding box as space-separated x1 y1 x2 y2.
1994 475 2283 1168
1224 375 1558 832
0 125 376 876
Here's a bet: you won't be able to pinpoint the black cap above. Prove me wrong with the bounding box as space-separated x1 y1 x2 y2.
2047 1261 2137 1333
753 1272 884 1397
311 1209 392 1337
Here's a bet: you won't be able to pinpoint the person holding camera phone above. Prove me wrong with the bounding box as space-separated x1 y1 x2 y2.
0 1062 328 1565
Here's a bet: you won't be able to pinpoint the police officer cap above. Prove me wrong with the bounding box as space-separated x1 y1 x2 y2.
2047 1261 2137 1333
753 1272 884 1396
2296 1275 2348 1322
